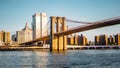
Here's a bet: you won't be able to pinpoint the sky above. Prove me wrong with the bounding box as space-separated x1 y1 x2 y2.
0 0 120 41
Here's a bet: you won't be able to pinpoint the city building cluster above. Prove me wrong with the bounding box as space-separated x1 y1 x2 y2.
67 34 88 45
67 34 120 46
95 34 120 45
12 13 48 45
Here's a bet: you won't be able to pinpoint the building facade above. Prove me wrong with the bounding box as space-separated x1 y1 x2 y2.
115 34 120 45
108 36 115 45
32 13 48 40
67 36 71 45
95 36 100 45
16 22 32 44
67 34 88 45
0 31 10 45
74 34 78 45
95 35 108 45
78 34 88 45
99 35 108 45
70 35 74 45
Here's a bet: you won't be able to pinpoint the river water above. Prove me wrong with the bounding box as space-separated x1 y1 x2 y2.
0 50 120 68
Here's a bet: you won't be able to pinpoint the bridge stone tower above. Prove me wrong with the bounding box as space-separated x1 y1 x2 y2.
50 16 67 51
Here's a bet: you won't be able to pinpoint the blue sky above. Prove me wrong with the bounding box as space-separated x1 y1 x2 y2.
0 0 120 41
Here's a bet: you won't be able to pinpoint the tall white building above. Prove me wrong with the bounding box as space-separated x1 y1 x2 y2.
17 22 32 44
32 13 48 40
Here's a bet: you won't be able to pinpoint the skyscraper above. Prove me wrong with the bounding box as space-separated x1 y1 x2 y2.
16 22 32 44
32 13 48 40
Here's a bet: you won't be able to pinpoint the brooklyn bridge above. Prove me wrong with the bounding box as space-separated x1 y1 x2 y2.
21 16 120 51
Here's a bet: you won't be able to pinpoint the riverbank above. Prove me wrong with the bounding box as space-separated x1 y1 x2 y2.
0 45 120 51
0 46 49 51
67 45 120 50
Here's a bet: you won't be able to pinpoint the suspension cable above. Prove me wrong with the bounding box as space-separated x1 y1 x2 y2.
66 18 93 24
42 21 50 30
42 21 50 36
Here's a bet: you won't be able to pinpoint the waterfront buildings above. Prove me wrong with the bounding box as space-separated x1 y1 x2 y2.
99 35 108 45
67 34 88 45
67 36 71 45
95 36 99 45
16 22 32 44
74 34 78 45
0 31 10 45
32 13 48 40
70 35 74 45
108 36 115 45
115 34 120 45
95 35 108 45
78 34 88 45
68 34 120 46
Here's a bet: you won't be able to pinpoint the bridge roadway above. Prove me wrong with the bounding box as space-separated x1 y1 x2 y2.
21 17 120 45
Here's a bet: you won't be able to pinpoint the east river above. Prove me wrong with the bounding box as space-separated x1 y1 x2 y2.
0 50 120 68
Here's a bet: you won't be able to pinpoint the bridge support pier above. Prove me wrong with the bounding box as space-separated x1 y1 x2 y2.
50 16 67 51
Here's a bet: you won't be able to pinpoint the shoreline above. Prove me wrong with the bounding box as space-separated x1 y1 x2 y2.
0 46 120 51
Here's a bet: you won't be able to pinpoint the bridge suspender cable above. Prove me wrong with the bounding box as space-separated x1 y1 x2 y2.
42 21 50 36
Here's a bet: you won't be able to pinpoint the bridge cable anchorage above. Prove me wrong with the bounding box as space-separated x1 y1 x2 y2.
66 18 93 24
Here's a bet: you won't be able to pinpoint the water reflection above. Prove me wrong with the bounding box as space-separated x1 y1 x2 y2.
0 50 120 68
33 51 69 68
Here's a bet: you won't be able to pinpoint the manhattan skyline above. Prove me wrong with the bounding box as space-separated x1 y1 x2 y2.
0 0 120 41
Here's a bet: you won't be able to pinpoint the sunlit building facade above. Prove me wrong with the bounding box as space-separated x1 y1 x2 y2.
74 34 78 45
95 36 100 45
32 13 48 40
0 31 10 45
70 35 74 45
17 22 32 44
